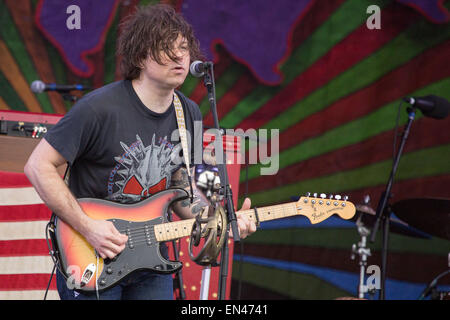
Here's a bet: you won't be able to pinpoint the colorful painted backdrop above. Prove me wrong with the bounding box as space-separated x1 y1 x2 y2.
1 0 449 300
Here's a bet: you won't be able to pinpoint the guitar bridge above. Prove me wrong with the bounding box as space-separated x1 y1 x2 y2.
80 263 96 287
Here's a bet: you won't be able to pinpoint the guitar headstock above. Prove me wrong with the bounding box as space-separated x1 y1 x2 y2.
296 193 356 224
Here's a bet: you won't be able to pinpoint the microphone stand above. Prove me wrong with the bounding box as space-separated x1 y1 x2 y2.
201 62 241 300
369 106 416 300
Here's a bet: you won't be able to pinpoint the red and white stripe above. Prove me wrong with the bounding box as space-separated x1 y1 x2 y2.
0 171 59 300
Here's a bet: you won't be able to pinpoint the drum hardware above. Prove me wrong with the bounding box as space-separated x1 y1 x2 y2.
419 262 450 300
191 165 226 300
391 198 450 241
351 196 377 299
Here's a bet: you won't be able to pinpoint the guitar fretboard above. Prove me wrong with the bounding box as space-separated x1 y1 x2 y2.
240 202 298 224
154 202 298 242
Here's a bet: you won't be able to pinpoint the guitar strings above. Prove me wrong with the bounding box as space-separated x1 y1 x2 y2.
115 204 296 237
116 220 193 235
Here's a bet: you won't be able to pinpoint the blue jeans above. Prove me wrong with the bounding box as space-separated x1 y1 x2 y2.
56 269 173 300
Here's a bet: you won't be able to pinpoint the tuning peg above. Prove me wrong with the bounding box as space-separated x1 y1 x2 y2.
335 195 342 200
320 193 326 199
306 192 311 197
343 195 349 202
313 193 318 198
328 194 333 199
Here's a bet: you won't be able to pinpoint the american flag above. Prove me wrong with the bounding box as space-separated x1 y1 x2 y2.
0 170 58 299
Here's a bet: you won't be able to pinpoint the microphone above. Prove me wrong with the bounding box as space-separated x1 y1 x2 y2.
31 80 91 93
403 95 450 119
189 60 208 77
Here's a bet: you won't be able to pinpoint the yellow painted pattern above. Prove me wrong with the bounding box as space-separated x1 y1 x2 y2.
0 40 42 112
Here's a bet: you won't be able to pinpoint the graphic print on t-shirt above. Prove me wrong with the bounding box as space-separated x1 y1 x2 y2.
106 134 181 203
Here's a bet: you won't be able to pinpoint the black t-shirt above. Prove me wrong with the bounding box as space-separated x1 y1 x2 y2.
45 80 202 203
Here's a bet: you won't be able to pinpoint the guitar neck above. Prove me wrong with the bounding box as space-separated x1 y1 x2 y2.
239 202 298 224
154 202 298 242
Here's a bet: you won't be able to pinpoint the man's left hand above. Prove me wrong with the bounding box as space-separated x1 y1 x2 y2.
234 197 257 239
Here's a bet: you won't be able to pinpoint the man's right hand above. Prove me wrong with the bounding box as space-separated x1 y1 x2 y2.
82 218 129 260
24 138 129 260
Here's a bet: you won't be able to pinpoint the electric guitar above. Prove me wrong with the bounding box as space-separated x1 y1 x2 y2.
53 188 355 292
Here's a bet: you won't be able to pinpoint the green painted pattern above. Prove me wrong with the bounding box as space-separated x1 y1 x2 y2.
241 77 450 182
232 261 351 299
44 39 72 111
0 70 27 111
104 7 120 85
220 0 391 129
139 0 160 6
0 2 53 113
198 63 247 116
179 74 200 98
246 143 450 206
242 228 450 256
262 20 450 133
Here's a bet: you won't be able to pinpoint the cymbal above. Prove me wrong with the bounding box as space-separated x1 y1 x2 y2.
356 204 376 215
391 198 450 241
353 204 430 239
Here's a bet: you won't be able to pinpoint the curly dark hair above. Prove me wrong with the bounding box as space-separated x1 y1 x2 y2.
117 4 203 80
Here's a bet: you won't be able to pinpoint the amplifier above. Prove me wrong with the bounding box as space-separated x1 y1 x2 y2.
0 110 63 138
0 110 64 173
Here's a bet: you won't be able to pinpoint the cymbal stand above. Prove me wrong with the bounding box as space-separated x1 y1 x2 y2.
196 168 222 300
351 216 375 299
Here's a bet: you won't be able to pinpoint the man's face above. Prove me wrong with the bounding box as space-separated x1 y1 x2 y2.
140 35 191 90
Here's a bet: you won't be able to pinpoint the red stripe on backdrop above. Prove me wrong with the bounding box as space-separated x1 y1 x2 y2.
90 49 105 89
346 174 450 207
0 239 49 257
242 116 450 195
277 39 450 152
236 4 418 131
0 204 51 222
187 48 233 104
0 171 32 188
203 71 258 127
202 0 346 125
0 274 56 290
289 0 347 50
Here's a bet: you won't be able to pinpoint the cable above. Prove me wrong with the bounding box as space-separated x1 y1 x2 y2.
392 100 404 164
95 251 100 300
418 269 450 300
44 264 57 300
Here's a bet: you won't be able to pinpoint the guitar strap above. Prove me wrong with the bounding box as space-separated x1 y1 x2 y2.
173 91 194 203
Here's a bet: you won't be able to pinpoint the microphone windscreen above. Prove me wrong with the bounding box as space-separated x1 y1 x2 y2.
189 61 204 77
31 80 45 93
423 95 450 119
